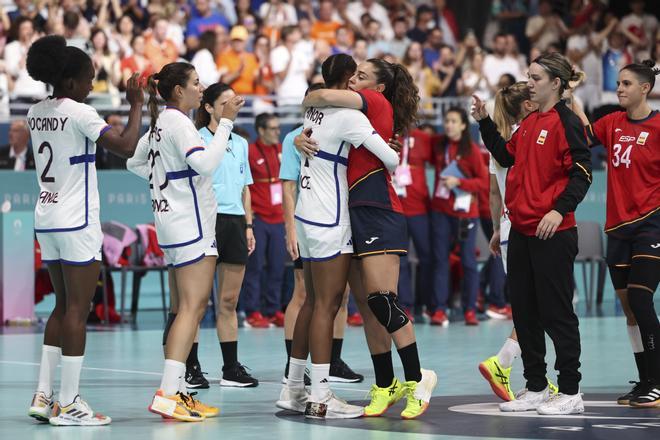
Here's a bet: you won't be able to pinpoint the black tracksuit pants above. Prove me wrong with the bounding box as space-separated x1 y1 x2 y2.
508 227 582 395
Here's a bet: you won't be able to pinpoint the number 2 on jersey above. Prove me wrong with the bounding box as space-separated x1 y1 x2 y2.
38 141 55 183
611 144 632 169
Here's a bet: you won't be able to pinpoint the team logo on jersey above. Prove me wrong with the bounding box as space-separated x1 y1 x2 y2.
365 236 379 244
637 131 649 145
615 128 623 133
536 129 548 145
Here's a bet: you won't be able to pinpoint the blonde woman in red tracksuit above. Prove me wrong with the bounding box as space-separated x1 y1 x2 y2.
472 52 592 415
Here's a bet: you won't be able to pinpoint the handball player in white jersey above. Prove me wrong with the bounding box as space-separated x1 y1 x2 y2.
126 62 244 422
282 54 399 419
26 36 144 426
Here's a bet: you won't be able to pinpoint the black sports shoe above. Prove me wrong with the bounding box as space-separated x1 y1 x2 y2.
617 381 647 405
329 358 364 383
630 382 660 408
185 362 210 389
220 363 259 388
282 365 312 386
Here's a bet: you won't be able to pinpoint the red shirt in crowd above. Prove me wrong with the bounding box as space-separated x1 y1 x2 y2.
398 129 433 216
590 110 660 233
479 102 592 236
430 137 488 219
347 89 404 214
249 140 284 224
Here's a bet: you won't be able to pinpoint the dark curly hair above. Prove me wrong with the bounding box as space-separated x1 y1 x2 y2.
26 35 92 89
366 58 419 135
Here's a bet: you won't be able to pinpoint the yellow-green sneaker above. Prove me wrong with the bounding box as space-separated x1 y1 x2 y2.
364 378 405 417
400 368 437 420
478 356 515 401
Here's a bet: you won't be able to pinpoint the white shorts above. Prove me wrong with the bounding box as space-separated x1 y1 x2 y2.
500 215 511 275
163 235 218 267
37 224 103 265
295 221 353 261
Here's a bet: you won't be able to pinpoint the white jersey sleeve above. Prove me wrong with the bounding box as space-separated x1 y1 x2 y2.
340 110 398 172
126 132 151 179
73 103 113 143
169 117 233 177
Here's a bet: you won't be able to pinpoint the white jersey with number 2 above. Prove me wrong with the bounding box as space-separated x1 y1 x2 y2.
27 97 111 232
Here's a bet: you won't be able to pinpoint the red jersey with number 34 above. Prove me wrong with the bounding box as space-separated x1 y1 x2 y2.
591 110 660 232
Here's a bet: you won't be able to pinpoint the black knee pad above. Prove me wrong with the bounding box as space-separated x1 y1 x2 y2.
367 291 409 334
628 258 660 293
162 312 177 346
608 265 630 291
628 289 656 317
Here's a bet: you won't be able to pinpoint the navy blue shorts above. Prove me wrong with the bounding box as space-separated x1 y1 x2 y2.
349 206 408 258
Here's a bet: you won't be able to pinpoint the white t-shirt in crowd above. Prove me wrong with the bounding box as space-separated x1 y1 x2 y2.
483 54 524 86
270 45 311 106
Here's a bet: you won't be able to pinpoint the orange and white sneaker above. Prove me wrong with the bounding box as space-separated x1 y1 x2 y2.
49 395 111 426
184 392 220 418
148 390 205 422
28 391 54 422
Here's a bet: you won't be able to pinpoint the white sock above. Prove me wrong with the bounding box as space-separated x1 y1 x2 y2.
178 371 188 394
288 357 307 391
496 338 521 369
59 355 84 406
310 363 330 402
160 359 185 396
37 345 61 396
627 325 644 353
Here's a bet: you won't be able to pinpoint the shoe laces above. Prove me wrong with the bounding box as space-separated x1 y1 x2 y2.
177 391 198 410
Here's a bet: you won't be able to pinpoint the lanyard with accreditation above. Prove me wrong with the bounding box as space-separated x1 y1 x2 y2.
254 143 283 206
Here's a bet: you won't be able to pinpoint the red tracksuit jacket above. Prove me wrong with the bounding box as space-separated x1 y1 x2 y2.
478 101 593 236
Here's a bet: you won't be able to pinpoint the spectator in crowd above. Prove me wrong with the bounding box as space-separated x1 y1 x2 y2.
217 25 258 95
122 0 148 30
363 18 383 56
332 26 354 55
270 25 311 107
408 4 434 44
310 0 342 46
370 16 410 60
235 0 257 24
260 0 298 37
4 17 46 100
111 14 137 59
431 0 459 48
48 0 91 43
602 30 634 93
436 44 463 97
244 113 287 328
90 0 123 31
95 114 127 170
423 27 444 68
462 50 492 101
385 0 415 23
192 30 221 87
186 0 231 52
619 0 658 61
525 0 569 53
402 41 441 108
505 33 528 75
8 0 47 32
0 120 33 170
89 28 121 97
144 16 179 71
120 34 155 90
253 33 276 114
352 37 369 64
483 32 523 88
346 0 393 40
489 0 528 55
296 16 316 63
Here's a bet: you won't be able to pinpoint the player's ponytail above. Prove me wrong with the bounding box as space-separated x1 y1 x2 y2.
621 59 660 91
147 73 160 137
367 58 419 136
493 82 531 141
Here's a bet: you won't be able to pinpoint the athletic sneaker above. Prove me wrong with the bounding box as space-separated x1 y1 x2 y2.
400 369 438 419
548 380 559 395
183 392 219 418
245 312 271 328
464 310 479 326
486 305 512 320
221 363 259 387
148 390 205 422
618 381 649 405
49 395 111 426
537 392 584 415
329 359 364 383
304 392 364 419
499 386 551 412
478 356 515 401
630 383 660 408
276 384 309 413
364 378 405 417
430 310 449 327
185 362 209 389
282 366 312 386
29 391 54 422
268 311 285 327
346 313 363 327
